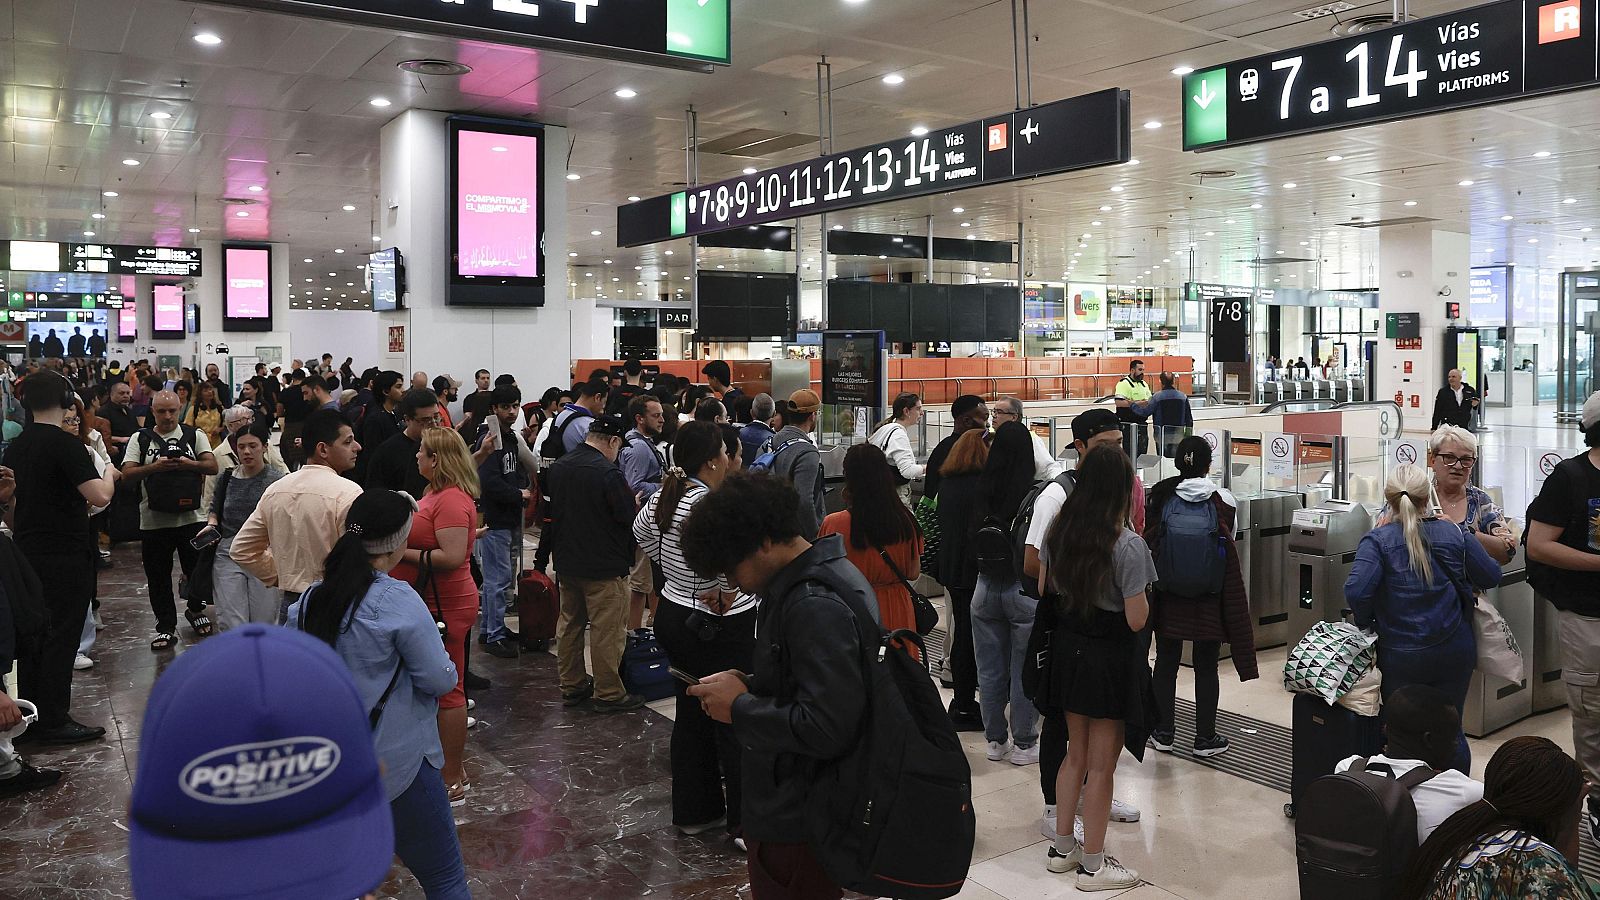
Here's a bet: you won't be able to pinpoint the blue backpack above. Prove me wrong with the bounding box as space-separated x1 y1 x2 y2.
1155 493 1226 598
749 438 808 477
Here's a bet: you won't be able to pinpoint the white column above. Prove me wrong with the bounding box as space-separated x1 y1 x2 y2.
1376 225 1469 426
378 110 572 394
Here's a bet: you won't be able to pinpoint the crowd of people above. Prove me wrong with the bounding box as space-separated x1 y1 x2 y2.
3 350 1600 900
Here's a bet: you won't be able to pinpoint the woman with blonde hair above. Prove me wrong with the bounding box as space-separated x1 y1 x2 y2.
1427 425 1516 564
391 426 482 806
1345 463 1500 773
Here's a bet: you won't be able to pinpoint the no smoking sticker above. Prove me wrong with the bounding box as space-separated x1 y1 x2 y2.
1540 452 1562 477
1395 443 1418 465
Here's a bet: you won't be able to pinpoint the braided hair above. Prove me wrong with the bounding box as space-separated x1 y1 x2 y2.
1400 736 1584 898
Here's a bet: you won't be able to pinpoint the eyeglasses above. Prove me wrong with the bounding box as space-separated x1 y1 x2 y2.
1436 452 1476 469
992 409 1017 419
412 413 443 425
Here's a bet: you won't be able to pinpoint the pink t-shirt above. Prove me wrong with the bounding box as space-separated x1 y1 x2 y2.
391 485 479 608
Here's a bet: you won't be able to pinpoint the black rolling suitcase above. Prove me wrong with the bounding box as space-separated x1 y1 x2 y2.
1286 693 1383 818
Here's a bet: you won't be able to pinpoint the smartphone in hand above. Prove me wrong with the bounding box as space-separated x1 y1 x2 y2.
190 526 221 550
668 666 701 686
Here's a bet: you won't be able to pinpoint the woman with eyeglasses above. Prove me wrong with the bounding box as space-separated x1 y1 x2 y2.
1428 425 1516 565
1345 463 1501 774
633 421 757 850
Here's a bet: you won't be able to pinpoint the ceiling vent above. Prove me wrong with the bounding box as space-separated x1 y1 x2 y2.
1248 256 1317 265
693 128 820 160
222 197 260 206
1190 170 1236 180
398 59 473 77
1294 2 1354 19
1334 13 1410 35
1337 215 1439 228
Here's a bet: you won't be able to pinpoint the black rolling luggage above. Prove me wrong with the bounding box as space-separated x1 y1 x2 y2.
1286 693 1383 818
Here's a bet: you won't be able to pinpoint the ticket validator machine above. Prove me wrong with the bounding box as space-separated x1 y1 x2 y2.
1285 500 1373 650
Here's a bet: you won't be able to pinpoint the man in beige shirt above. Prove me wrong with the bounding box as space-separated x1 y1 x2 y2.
230 408 362 622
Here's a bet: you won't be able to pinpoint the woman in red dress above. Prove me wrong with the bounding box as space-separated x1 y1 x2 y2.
391 426 481 806
818 443 924 657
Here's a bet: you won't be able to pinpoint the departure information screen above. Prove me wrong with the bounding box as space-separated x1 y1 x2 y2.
618 89 1130 247
1183 0 1599 150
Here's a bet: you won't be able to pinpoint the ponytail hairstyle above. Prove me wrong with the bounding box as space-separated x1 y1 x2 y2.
656 421 724 535
1174 435 1212 479
1385 463 1435 585
1401 736 1584 898
299 490 419 648
1044 445 1133 618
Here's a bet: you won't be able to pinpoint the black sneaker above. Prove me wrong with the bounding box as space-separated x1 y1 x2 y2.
15 719 105 746
1150 730 1175 753
586 693 646 714
1587 799 1600 847
483 639 519 659
464 669 492 690
0 764 63 799
561 679 595 708
1193 734 1231 759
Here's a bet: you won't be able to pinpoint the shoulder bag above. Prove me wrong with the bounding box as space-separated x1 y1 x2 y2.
875 541 938 635
1430 541 1523 683
413 548 448 642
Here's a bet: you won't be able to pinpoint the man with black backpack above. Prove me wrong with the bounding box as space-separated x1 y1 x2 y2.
120 390 218 650
1526 390 1600 844
543 380 607 459
683 472 976 900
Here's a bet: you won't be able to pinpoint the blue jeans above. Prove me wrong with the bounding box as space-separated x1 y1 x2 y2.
475 528 515 644
391 762 472 899
971 573 1039 748
1378 621 1476 774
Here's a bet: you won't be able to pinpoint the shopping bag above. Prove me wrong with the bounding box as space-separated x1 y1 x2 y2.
1283 621 1378 704
1473 596 1525 683
1334 665 1383 717
914 495 941 574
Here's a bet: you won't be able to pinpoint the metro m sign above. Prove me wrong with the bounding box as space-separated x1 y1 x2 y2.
1541 0 1583 42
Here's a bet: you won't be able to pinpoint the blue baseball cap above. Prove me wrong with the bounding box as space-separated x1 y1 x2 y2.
129 625 394 900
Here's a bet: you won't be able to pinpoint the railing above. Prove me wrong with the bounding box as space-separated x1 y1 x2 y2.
883 370 1203 405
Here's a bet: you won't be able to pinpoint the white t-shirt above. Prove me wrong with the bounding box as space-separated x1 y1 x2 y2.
1025 480 1069 551
1335 754 1484 845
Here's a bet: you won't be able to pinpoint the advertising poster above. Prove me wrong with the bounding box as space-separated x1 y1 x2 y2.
821 331 884 407
152 285 184 334
1068 284 1103 327
118 302 137 340
224 247 271 319
1469 266 1508 327
456 129 542 279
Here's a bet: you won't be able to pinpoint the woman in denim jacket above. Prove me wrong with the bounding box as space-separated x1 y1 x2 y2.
1345 464 1500 774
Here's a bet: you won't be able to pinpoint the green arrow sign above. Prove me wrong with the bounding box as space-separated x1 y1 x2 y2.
1183 68 1228 150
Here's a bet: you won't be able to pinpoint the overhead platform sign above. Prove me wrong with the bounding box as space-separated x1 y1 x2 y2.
618 88 1131 247
200 0 730 69
1183 0 1599 150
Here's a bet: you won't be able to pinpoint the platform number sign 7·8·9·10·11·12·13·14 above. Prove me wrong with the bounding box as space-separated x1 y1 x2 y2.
1183 0 1600 150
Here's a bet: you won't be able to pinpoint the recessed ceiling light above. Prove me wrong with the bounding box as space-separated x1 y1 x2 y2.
959 221 971 227
1325 154 1344 162
832 224 844 230
1404 200 1418 206
1204 231 1214 236
247 185 263 193
716 265 725 269
614 88 638 99
83 231 95 237
569 251 578 257
1110 185 1124 192
1282 182 1297 189
1501 214 1514 221
1126 158 1140 166
967 233 977 240
102 190 118 197
1299 241 1310 246
1534 150 1552 158
1099 205 1112 211
327 272 336 276
188 227 200 233
604 259 613 264
342 204 356 211
1142 120 1162 130
1172 65 1195 76
303 258 313 262
1584 227 1594 233
1091 220 1102 226
566 173 581 181
882 73 905 85
665 250 674 256
627 196 641 202
585 272 593 277
1458 179 1475 186
742 167 758 175
372 235 381 241
1565 197 1578 204
305 278 313 282
149 111 171 121
910 126 929 136
122 158 140 166
91 213 106 219
1529 238 1539 244
334 248 344 254
369 97 391 108
193 32 222 45
952 207 964 214
1250 203 1262 209
1224 218 1235 224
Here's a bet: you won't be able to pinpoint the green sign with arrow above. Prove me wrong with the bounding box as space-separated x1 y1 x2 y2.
1183 68 1228 149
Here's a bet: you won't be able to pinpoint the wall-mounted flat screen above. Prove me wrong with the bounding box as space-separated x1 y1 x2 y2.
449 119 545 306
27 310 108 358
223 244 273 331
369 248 406 311
186 303 201 334
152 284 185 339
118 301 137 342
10 241 62 272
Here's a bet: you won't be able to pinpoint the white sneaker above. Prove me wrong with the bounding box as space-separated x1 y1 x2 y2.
73 654 94 670
1045 843 1082 874
1039 812 1086 843
986 740 1013 762
1078 796 1142 823
1077 856 1140 892
1009 743 1040 767
467 698 476 710
466 716 478 729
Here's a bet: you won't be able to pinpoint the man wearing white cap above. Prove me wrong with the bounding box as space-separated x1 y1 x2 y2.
1527 389 1600 847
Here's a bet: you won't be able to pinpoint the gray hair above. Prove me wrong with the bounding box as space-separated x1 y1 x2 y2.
999 397 1025 418
752 392 776 421
1429 424 1477 456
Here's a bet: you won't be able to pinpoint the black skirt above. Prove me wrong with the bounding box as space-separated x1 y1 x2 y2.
1046 607 1156 760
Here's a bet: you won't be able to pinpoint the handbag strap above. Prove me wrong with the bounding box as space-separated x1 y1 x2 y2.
295 589 404 731
875 544 921 597
415 548 444 622
1426 541 1476 614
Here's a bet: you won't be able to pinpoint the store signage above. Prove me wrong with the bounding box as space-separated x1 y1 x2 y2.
1183 0 1600 150
660 309 692 328
199 0 729 68
619 88 1130 247
66 243 202 277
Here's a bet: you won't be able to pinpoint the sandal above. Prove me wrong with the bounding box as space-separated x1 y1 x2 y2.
185 609 214 637
447 781 470 807
150 632 176 651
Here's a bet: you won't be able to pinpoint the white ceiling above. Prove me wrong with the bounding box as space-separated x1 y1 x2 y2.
1 0 1596 311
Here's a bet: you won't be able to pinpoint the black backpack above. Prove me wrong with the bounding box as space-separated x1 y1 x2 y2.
1009 471 1076 595
540 409 591 460
774 566 976 899
1525 456 1600 616
136 426 205 515
1295 758 1437 900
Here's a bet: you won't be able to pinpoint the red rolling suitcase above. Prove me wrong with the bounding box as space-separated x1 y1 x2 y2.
518 569 558 651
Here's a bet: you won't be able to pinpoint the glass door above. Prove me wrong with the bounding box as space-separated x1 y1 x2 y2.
1558 270 1600 423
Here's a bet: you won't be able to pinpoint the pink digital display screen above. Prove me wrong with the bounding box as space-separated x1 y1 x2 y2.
224 246 271 319
454 128 542 280
118 302 137 339
152 285 184 335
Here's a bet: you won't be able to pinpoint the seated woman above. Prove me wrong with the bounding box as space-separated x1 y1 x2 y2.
1403 735 1596 899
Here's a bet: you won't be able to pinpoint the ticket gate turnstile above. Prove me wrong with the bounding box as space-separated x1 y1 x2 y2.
1247 493 1302 650
1532 594 1569 713
1285 500 1373 651
1462 560 1536 737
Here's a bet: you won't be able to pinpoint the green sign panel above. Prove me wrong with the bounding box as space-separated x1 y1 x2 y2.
667 0 729 63
669 192 688 238
1183 68 1228 149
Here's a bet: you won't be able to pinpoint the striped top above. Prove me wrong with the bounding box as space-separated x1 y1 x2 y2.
632 481 759 616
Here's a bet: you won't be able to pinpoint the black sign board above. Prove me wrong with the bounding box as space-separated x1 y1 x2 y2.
822 331 886 408
618 88 1130 247
1386 312 1423 339
1210 297 1250 363
1183 0 1600 150
66 243 203 277
199 0 730 69
660 309 692 328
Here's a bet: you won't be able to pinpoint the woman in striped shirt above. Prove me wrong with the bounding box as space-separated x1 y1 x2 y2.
633 421 758 851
